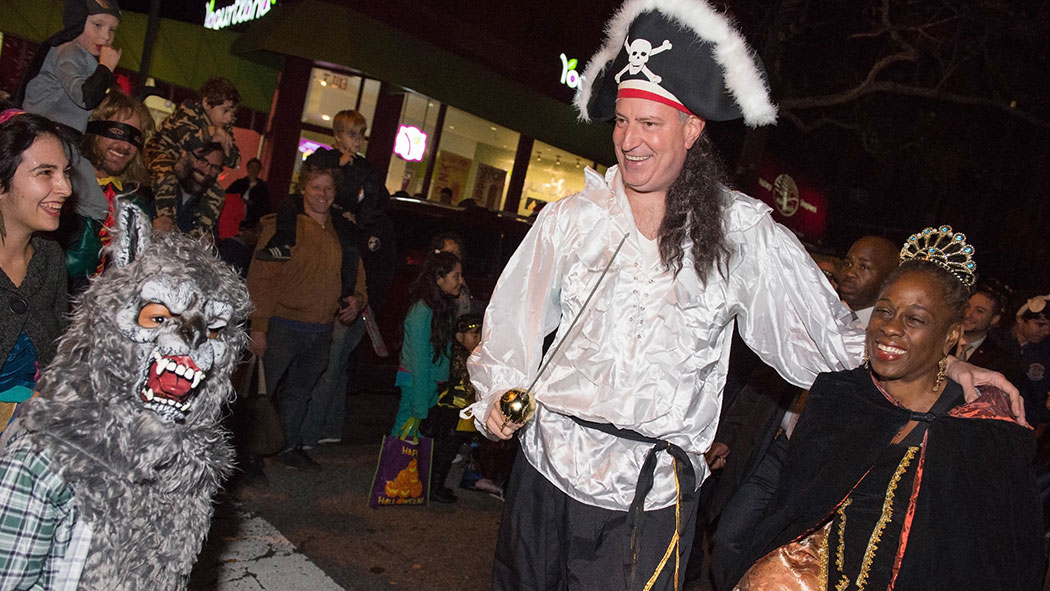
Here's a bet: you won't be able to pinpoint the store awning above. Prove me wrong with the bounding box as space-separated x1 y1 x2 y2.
230 0 615 165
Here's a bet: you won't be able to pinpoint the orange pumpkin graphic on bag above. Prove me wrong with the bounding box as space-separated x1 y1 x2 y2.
384 458 424 498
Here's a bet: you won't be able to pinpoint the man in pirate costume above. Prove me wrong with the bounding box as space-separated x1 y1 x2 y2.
465 1 1023 589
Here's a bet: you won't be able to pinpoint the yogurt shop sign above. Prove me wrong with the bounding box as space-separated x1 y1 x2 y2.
204 0 276 30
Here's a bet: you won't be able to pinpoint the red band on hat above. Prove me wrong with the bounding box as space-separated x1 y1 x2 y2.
616 88 694 117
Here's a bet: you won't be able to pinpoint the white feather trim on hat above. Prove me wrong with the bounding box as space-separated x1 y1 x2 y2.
574 0 777 127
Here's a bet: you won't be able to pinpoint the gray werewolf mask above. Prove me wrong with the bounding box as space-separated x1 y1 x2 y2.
16 199 253 588
102 202 250 424
30 199 251 446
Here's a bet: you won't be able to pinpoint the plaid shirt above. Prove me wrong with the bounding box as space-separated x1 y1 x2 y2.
0 431 91 590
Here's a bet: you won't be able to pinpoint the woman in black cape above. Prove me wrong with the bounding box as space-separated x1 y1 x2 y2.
731 228 1043 591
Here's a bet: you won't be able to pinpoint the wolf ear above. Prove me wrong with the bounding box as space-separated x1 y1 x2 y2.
109 197 153 268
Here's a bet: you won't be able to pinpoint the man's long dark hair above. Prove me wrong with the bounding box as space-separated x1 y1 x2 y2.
409 251 461 362
658 133 732 284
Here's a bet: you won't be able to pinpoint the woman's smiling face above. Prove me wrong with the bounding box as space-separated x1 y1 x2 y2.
0 135 72 235
866 270 961 387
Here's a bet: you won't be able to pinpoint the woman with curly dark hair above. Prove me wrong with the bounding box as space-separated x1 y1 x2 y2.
391 251 464 446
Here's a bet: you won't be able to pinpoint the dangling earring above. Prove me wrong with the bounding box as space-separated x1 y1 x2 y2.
933 356 947 391
863 347 870 369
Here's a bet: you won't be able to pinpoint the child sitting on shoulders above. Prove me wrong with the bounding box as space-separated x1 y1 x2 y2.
19 0 122 229
256 109 388 261
21 0 122 132
145 77 241 238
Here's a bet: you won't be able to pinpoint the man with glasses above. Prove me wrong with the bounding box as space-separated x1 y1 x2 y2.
166 142 227 238
145 77 241 240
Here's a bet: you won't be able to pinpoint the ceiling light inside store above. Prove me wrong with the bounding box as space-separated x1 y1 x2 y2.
320 80 327 86
448 125 456 130
321 114 331 121
490 126 497 131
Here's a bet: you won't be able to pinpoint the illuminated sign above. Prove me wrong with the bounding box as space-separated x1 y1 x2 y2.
298 138 331 160
560 54 581 89
204 0 276 30
394 125 427 162
754 160 827 243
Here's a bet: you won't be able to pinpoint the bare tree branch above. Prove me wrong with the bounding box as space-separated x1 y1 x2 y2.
781 111 861 133
782 111 921 154
781 81 1050 129
881 0 917 55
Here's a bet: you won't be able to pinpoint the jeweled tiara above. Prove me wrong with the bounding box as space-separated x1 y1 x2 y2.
900 225 976 288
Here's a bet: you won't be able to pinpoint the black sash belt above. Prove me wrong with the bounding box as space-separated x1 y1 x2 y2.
569 416 697 590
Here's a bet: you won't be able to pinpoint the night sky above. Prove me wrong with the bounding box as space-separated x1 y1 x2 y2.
119 0 205 24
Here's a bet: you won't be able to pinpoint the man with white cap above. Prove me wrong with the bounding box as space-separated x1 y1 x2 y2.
465 1 1018 589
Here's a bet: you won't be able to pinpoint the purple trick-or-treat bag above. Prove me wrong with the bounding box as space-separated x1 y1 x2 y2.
368 418 433 508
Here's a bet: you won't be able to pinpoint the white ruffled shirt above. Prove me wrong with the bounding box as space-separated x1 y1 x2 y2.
466 166 863 510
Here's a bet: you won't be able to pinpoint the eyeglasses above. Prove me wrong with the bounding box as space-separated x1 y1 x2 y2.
192 151 224 174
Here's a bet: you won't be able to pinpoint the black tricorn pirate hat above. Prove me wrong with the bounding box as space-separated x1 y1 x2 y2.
574 0 777 127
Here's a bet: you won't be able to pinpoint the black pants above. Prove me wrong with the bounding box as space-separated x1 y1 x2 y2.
493 447 699 591
709 432 789 590
421 405 469 489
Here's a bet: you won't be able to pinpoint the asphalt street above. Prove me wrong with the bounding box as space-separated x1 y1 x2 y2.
186 390 715 591
191 390 506 591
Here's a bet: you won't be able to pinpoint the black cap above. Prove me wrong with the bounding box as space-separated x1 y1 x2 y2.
51 0 121 46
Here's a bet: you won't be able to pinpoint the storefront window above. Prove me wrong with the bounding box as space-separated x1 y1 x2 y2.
302 67 381 128
356 78 381 129
296 68 384 187
302 68 362 129
431 107 519 209
386 91 441 197
519 140 598 217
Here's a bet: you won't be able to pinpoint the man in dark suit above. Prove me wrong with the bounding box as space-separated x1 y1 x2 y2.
961 288 1013 366
964 286 1038 423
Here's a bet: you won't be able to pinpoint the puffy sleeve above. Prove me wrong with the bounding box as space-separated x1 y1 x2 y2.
727 202 863 388
465 202 570 437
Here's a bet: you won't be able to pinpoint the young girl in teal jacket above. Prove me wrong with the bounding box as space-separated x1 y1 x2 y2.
392 251 464 436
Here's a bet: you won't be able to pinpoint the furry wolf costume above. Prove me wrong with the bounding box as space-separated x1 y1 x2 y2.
0 201 251 589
